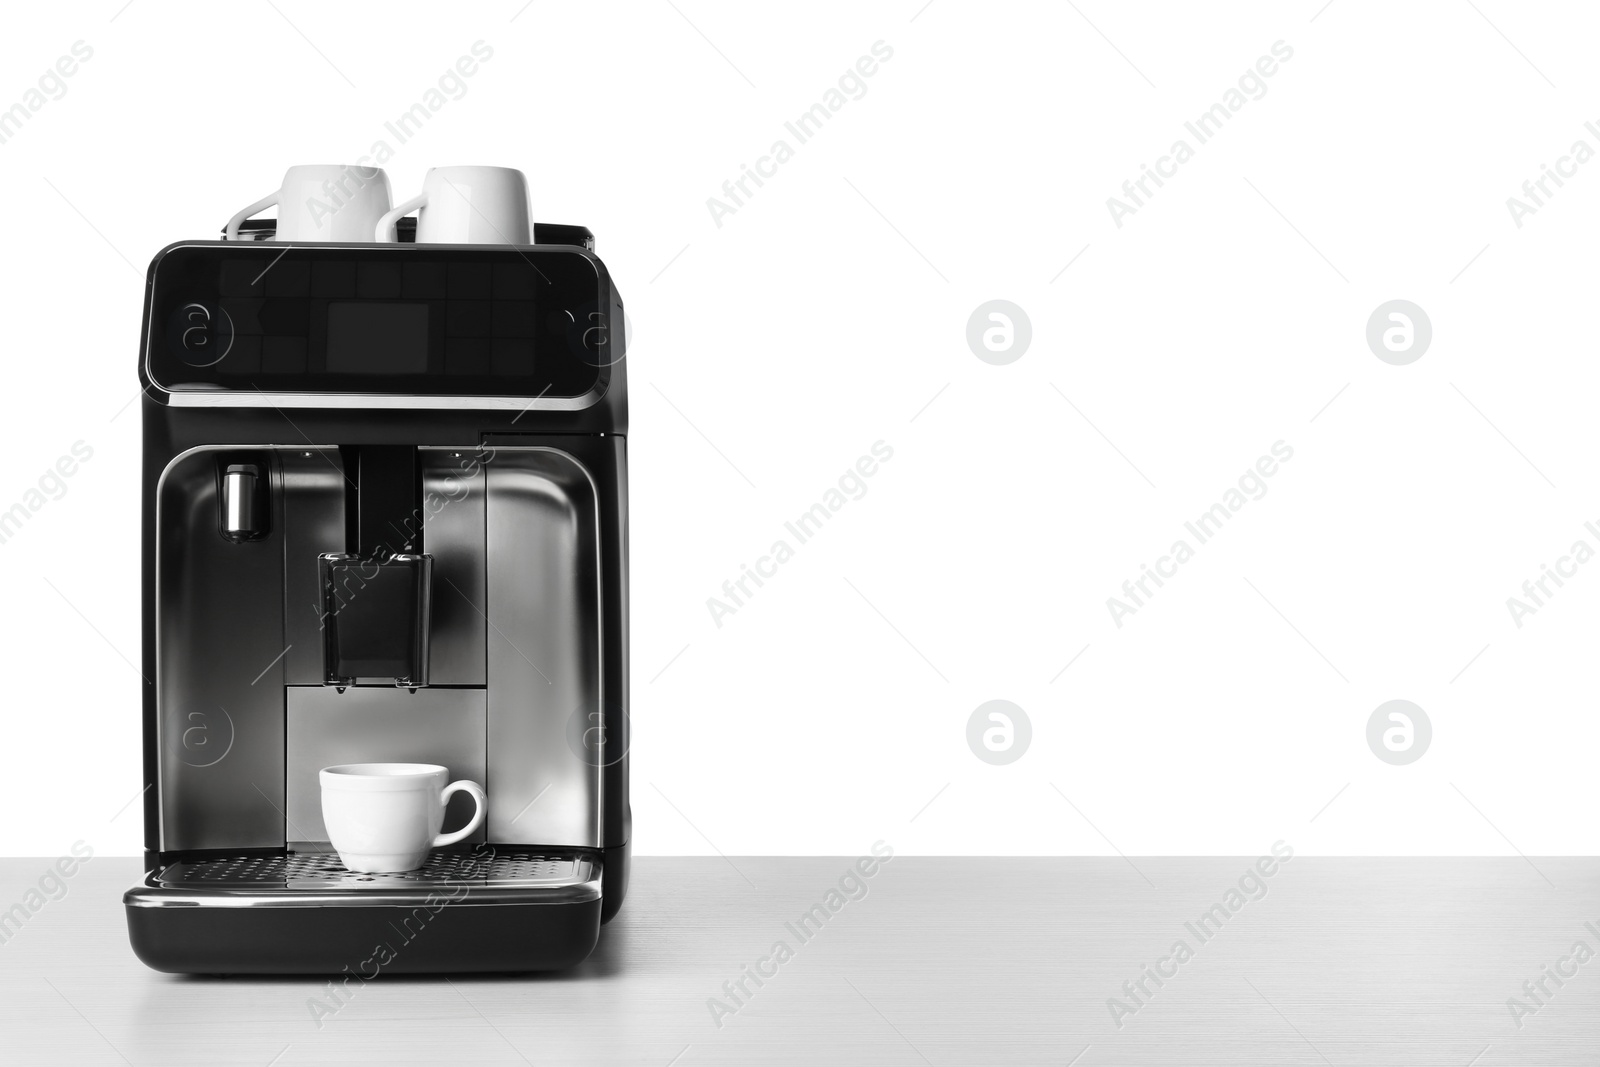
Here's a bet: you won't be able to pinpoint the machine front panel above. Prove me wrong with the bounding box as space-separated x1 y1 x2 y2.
155 444 605 854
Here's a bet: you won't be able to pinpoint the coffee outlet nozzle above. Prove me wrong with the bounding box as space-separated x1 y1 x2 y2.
319 552 434 689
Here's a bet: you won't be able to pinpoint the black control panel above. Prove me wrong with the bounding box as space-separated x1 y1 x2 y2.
146 244 617 397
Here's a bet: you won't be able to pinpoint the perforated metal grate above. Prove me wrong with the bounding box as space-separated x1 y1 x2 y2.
158 849 592 890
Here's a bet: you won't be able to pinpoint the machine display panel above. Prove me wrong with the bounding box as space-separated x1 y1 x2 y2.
146 245 615 397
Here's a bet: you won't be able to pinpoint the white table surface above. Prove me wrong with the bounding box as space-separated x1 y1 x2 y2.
0 856 1595 1065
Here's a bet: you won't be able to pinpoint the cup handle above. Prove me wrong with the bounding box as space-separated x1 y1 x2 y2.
375 192 428 242
432 779 487 847
225 190 281 241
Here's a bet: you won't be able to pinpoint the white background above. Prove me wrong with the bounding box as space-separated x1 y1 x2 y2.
0 1 1594 858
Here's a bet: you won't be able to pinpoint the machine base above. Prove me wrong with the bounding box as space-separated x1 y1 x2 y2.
124 847 607 975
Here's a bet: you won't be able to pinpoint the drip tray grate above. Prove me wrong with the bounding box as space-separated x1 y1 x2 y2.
154 848 596 892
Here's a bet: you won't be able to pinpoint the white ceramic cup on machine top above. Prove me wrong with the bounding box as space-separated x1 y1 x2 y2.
320 763 487 873
375 166 532 244
225 164 393 242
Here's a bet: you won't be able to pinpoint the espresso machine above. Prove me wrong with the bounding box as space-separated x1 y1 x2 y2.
122 214 629 973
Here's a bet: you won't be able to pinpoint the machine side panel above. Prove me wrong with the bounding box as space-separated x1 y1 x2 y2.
156 448 287 851
484 449 602 847
601 437 630 852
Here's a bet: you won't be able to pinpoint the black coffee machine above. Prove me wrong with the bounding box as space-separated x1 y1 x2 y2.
122 216 629 974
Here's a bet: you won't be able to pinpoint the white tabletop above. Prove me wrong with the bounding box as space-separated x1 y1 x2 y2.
0 856 1594 1065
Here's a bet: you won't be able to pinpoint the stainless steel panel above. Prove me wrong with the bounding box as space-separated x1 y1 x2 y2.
485 448 603 847
420 447 486 685
283 685 486 847
280 449 347 685
156 448 287 851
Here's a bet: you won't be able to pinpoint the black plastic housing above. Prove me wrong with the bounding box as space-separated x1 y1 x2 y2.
128 897 603 975
127 235 631 974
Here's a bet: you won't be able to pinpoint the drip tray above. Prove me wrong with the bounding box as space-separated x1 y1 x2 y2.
131 847 601 908
125 845 608 973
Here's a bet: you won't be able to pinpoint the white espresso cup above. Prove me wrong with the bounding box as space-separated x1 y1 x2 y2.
320 763 487 873
225 164 393 242
375 165 532 244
